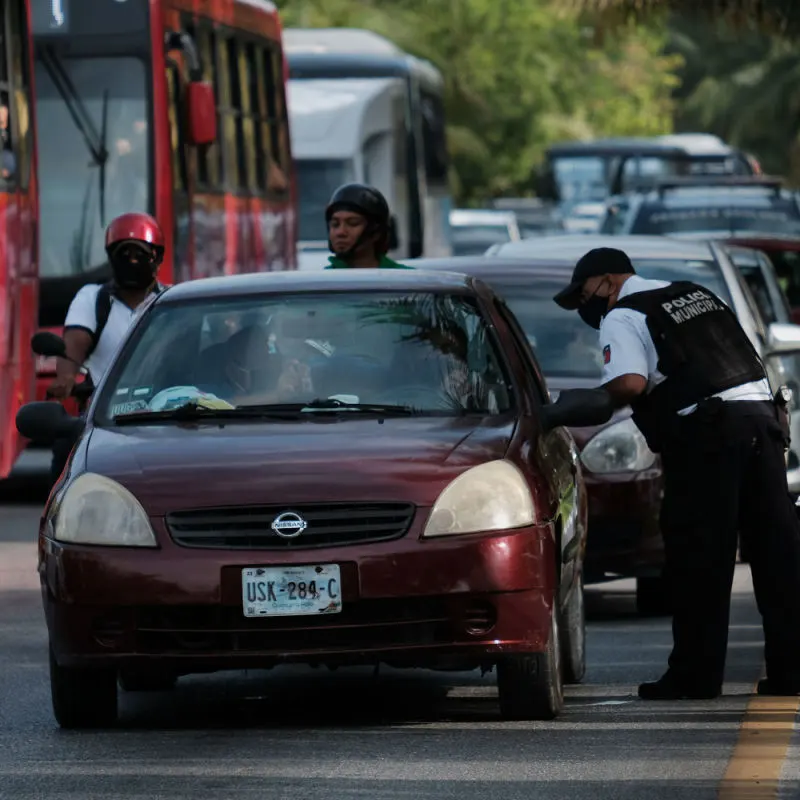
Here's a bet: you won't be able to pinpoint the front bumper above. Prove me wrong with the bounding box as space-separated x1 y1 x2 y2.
42 521 558 671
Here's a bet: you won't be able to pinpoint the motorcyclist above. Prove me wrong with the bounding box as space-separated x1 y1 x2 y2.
324 183 411 269
48 212 166 482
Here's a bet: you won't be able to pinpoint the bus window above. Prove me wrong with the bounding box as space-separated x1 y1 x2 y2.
0 3 19 185
196 24 222 190
165 59 187 192
420 88 448 185
245 42 266 193
34 54 149 279
261 45 289 196
221 37 245 191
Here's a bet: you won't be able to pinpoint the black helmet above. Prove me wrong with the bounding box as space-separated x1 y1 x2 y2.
325 183 390 228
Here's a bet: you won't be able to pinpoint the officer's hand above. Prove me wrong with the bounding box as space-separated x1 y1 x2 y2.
46 375 75 400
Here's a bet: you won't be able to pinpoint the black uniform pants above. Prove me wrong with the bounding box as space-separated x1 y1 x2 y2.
659 400 800 692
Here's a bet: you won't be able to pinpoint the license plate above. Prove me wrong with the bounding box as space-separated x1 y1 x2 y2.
241 564 342 618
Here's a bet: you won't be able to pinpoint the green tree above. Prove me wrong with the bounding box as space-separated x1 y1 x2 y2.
278 0 681 204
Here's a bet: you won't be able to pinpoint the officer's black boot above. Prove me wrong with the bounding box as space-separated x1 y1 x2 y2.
638 672 720 700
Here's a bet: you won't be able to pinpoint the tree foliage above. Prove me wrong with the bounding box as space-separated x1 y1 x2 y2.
277 0 681 204
664 15 800 183
575 0 800 36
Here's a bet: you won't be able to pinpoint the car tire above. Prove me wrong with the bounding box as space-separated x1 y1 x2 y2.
636 576 671 617
118 671 178 692
50 647 118 729
559 575 586 684
496 602 564 721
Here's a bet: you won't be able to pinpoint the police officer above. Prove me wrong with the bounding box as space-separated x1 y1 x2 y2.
47 212 166 482
324 183 411 270
553 247 800 699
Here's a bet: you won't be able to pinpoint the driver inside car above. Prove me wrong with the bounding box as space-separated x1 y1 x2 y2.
196 325 313 405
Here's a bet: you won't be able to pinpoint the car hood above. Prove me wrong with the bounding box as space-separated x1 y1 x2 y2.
545 374 631 449
84 416 516 515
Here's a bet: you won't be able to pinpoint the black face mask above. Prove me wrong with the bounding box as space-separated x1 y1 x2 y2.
578 291 610 330
109 244 157 290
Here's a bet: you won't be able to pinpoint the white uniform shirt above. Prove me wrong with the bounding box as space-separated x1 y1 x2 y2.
64 284 160 384
599 275 772 414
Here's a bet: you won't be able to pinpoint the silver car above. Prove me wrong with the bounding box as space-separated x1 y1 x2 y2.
486 234 800 492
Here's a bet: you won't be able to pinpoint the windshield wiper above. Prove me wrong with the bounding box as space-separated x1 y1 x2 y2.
39 48 109 223
112 401 300 425
239 398 420 415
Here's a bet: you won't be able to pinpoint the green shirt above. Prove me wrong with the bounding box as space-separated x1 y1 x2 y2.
324 255 413 269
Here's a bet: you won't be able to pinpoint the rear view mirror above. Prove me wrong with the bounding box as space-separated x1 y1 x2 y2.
32 331 67 359
388 215 399 251
186 82 217 147
16 402 85 445
766 323 800 356
540 388 614 431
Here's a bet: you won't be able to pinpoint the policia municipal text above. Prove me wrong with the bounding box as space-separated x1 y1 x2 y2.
553 247 800 699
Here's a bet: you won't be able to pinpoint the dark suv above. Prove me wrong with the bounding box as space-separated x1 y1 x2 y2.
612 176 800 238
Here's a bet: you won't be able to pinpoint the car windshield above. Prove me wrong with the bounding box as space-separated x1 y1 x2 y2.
96 291 514 423
296 158 356 242
484 259 732 379
551 156 610 205
631 198 800 237
34 53 150 280
451 225 512 256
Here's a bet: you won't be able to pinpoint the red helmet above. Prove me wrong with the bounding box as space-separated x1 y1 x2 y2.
105 212 165 261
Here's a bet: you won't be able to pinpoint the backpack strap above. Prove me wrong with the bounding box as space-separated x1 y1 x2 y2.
86 282 114 357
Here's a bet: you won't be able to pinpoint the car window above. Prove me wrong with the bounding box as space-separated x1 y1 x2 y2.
492 297 549 405
95 291 516 423
763 250 800 308
451 224 513 256
478 259 732 381
729 258 777 324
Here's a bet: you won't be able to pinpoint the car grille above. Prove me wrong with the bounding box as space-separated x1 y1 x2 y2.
165 503 416 549
132 598 449 654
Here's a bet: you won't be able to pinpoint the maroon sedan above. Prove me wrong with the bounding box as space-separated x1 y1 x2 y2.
18 269 610 728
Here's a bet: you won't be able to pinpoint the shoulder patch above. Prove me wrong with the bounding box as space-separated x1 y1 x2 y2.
603 344 611 364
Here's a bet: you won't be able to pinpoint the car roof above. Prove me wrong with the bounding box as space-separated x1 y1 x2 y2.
450 209 517 226
155 268 478 304
486 234 717 262
403 255 573 278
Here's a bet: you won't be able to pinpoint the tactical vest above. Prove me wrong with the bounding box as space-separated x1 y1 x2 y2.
611 280 766 450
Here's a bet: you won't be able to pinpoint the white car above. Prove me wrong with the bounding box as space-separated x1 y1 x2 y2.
449 209 521 256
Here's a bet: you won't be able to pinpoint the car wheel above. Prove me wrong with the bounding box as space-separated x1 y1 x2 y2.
636 576 671 617
496 601 564 721
118 671 178 692
559 575 586 684
50 647 118 729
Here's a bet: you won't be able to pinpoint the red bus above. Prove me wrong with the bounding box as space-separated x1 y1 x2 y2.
29 0 297 405
0 0 38 479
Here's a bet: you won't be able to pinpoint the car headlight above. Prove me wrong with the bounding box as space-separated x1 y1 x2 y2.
52 473 157 547
422 460 535 538
580 418 656 474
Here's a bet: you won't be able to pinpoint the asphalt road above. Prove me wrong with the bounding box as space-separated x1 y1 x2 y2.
0 471 798 800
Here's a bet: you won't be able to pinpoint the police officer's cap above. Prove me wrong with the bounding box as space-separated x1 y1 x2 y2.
553 247 636 309
325 183 390 227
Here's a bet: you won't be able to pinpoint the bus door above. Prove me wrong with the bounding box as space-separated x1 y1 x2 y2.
0 0 36 478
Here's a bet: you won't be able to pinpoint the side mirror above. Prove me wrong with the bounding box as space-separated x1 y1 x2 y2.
16 402 86 445
766 323 800 356
388 215 400 251
31 331 67 358
186 81 217 147
540 388 614 432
